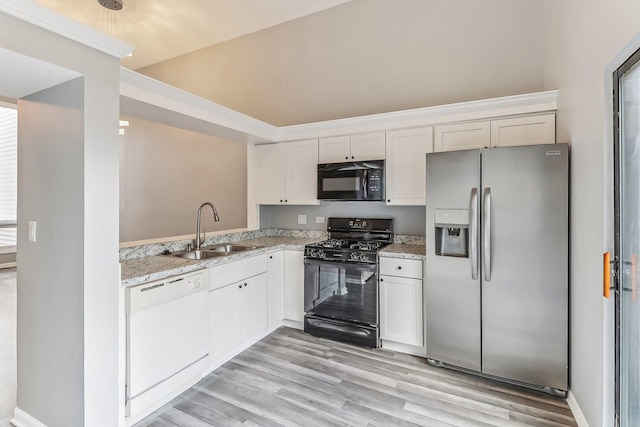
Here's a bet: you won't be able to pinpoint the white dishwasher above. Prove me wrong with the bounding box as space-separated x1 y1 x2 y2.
126 269 209 419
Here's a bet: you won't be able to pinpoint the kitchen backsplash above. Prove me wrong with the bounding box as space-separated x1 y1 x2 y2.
119 228 424 261
259 203 427 235
119 228 327 261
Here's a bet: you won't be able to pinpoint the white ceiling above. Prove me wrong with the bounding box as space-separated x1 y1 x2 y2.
31 0 352 70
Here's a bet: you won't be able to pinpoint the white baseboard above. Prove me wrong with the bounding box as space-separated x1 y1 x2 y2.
381 339 426 357
281 319 303 330
10 408 47 427
567 391 590 427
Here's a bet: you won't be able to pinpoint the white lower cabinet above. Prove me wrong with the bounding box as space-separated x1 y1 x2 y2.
267 251 285 328
208 255 269 365
208 281 242 361
379 257 424 348
209 272 268 362
284 249 305 322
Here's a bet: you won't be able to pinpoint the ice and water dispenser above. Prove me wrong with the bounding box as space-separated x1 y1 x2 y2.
434 209 469 258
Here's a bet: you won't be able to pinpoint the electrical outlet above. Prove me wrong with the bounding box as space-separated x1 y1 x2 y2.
316 216 325 224
298 214 307 225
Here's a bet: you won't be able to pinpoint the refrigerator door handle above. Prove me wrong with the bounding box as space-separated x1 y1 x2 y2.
483 187 492 282
470 187 479 280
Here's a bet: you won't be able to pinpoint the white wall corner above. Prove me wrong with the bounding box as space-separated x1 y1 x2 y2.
11 408 47 427
246 144 259 229
567 391 591 427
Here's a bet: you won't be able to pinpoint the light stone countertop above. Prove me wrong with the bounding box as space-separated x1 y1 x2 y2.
380 243 426 260
120 236 322 287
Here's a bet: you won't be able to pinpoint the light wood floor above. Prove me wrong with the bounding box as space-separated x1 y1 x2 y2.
137 327 577 427
0 268 16 426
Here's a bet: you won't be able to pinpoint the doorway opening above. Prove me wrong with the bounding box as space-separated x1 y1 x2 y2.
0 102 17 425
613 46 640 427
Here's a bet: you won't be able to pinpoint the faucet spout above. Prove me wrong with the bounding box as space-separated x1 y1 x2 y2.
195 202 221 250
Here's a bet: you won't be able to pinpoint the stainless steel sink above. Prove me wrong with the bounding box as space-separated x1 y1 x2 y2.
168 250 226 260
202 244 261 253
167 243 261 260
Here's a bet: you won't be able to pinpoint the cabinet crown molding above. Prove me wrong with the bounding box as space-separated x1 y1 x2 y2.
118 67 557 147
278 90 558 142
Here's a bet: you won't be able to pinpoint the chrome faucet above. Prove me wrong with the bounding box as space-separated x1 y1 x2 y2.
195 202 220 250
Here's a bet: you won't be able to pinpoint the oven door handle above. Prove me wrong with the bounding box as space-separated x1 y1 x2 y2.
303 258 378 271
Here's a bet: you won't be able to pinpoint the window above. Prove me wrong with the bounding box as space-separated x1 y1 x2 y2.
0 104 17 248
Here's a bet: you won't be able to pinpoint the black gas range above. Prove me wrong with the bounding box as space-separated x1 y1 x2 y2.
303 218 393 348
304 217 393 263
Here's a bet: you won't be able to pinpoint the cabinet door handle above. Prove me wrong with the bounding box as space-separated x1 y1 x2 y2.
351 156 354 159
285 200 288 203
345 156 348 160
243 283 248 287
397 266 402 270
280 199 283 203
238 284 242 289
380 278 384 282
269 256 273 259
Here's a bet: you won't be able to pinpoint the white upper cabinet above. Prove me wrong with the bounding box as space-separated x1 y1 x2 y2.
434 114 556 152
385 127 433 206
284 139 319 205
490 114 556 147
254 139 319 205
349 132 386 161
434 121 491 152
318 132 385 163
318 135 350 162
254 143 285 205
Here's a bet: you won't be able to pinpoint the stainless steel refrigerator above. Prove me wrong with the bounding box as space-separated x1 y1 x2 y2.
425 143 568 395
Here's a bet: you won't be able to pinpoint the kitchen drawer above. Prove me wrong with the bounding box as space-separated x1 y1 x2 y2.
209 254 268 291
380 257 423 279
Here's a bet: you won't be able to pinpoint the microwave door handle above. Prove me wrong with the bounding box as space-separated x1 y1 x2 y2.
362 170 368 198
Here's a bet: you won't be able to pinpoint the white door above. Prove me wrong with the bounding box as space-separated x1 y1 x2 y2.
385 127 433 205
284 250 305 322
350 132 386 161
434 122 490 152
490 114 556 147
319 136 350 163
254 143 285 204
209 284 241 362
380 275 423 346
267 251 284 327
241 273 268 341
284 139 319 205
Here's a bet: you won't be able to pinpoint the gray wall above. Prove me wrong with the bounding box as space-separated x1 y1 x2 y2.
4 10 123 426
544 1 640 425
260 203 425 235
18 78 85 426
119 117 247 242
138 0 546 126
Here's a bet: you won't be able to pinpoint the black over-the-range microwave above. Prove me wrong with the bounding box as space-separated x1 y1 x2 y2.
317 160 384 201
